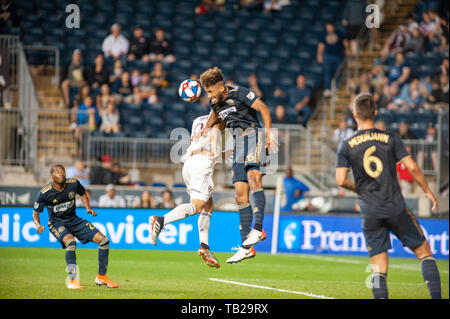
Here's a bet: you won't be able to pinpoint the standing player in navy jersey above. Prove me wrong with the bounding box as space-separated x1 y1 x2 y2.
336 93 441 299
33 164 118 289
197 67 278 264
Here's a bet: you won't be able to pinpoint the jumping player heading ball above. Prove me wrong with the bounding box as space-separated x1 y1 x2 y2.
196 67 278 264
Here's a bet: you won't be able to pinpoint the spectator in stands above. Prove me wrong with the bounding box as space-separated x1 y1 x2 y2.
287 74 312 127
387 52 411 87
383 82 401 110
272 104 288 124
90 154 115 185
134 72 158 104
130 69 141 86
149 27 176 64
281 167 309 212
99 101 120 135
247 73 263 99
375 119 387 131
76 189 98 207
157 190 176 209
405 27 425 53
398 121 416 140
397 77 421 109
0 0 19 32
397 145 414 195
381 23 410 59
417 125 438 171
419 11 441 40
406 13 419 33
333 119 354 144
133 190 156 208
438 73 449 105
127 25 151 62
98 184 126 208
73 83 91 108
149 62 169 89
263 0 290 13
200 0 227 12
112 71 134 103
71 96 101 141
342 0 366 57
61 49 87 107
109 59 124 84
66 159 90 187
351 72 375 104
236 0 263 12
102 23 129 62
438 58 449 77
317 22 347 97
111 162 131 185
87 53 110 90
96 83 114 115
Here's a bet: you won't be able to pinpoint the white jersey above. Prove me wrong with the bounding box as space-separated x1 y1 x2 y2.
181 115 218 163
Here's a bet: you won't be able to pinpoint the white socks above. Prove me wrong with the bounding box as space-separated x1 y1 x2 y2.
198 211 211 246
163 203 196 225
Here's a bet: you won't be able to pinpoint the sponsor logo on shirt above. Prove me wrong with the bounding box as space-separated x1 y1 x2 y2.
218 107 237 120
54 200 75 213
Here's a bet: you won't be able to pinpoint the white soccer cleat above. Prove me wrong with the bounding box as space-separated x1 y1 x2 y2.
150 216 164 245
226 246 256 264
242 229 267 247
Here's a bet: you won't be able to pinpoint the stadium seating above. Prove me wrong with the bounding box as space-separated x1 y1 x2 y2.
6 0 443 139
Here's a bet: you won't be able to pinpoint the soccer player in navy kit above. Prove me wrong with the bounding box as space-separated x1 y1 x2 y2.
197 67 278 263
336 93 441 299
33 164 118 289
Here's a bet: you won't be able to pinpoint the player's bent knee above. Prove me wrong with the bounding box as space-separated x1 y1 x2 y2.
99 236 109 249
66 239 77 251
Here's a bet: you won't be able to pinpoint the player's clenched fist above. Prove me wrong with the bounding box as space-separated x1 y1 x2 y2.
87 209 97 217
37 225 44 234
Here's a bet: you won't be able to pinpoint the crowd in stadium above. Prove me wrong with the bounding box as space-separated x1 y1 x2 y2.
340 7 449 142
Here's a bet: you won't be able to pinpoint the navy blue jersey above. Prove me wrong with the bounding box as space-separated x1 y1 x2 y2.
336 128 410 219
210 85 260 130
34 178 86 224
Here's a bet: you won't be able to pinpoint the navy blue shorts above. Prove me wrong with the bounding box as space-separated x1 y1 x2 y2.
232 128 267 184
362 208 426 257
48 216 100 248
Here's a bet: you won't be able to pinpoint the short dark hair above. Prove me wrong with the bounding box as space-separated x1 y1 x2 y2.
354 93 376 121
200 67 224 87
50 164 65 174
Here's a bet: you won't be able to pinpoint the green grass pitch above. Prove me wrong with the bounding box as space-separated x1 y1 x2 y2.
0 247 448 299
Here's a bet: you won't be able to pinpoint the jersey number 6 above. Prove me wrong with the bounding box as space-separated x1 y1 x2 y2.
363 146 383 178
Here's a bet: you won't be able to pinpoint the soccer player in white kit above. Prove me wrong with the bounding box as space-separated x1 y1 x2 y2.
149 115 225 268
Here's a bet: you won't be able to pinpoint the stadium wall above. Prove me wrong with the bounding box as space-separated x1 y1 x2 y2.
0 207 448 260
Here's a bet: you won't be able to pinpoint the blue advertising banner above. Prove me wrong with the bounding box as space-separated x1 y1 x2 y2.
0 207 448 259
276 215 449 260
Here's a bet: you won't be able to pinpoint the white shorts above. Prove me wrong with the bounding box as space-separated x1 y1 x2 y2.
182 155 214 202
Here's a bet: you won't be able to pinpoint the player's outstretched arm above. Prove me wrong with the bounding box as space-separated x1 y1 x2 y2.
32 211 44 234
336 167 357 193
251 98 279 154
400 155 438 212
80 192 97 216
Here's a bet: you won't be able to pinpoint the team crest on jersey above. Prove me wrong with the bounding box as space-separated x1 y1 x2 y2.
225 99 235 106
53 199 58 204
68 192 75 200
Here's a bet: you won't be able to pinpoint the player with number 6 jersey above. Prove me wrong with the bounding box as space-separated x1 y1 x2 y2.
335 93 441 300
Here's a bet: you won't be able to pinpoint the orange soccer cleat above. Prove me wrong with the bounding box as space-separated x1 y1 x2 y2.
67 278 83 289
95 274 119 288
